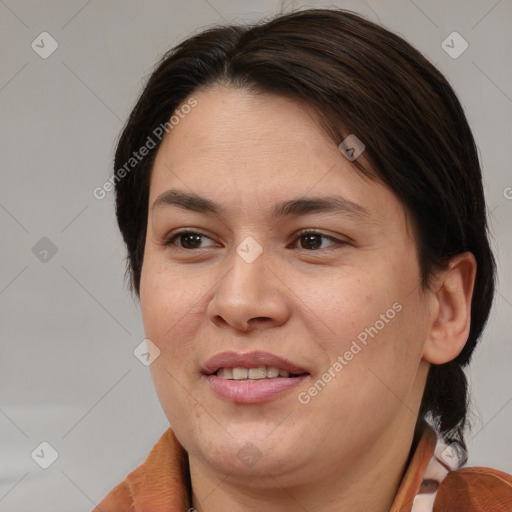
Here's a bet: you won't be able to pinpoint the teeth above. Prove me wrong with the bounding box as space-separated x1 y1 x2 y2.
232 368 248 380
266 367 279 378
248 367 267 379
217 367 233 379
215 366 293 380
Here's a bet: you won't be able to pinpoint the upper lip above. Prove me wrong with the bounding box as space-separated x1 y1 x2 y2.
202 350 309 376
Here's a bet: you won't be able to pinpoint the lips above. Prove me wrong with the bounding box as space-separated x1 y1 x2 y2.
202 350 308 376
202 351 310 404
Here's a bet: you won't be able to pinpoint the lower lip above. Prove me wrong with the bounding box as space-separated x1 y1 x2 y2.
206 374 309 404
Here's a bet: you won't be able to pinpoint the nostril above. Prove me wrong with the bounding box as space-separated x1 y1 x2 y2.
248 317 272 325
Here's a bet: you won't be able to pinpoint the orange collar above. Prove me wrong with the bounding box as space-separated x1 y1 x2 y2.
94 426 512 511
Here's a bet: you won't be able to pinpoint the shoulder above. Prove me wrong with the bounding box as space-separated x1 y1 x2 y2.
434 466 512 512
92 428 190 512
92 479 133 512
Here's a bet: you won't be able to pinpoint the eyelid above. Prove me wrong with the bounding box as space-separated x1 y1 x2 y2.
291 228 348 249
164 229 218 248
164 228 348 251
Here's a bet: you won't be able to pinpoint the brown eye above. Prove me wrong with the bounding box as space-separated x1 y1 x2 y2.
300 233 323 250
166 231 213 249
178 233 202 249
295 230 342 250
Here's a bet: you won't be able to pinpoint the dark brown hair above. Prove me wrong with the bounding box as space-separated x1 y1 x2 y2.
113 8 496 446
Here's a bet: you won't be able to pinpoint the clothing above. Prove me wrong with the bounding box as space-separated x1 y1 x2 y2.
93 426 512 512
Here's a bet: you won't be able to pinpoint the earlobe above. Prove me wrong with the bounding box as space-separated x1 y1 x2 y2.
422 252 477 365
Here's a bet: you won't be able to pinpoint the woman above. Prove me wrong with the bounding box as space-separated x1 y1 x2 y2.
94 8 512 512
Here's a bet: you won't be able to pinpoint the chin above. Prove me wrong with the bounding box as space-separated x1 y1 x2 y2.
204 444 301 482
202 424 305 475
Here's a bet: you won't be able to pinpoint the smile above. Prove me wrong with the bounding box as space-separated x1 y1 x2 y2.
215 366 300 380
203 351 310 403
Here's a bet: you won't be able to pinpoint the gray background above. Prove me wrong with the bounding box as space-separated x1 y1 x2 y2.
1 0 511 510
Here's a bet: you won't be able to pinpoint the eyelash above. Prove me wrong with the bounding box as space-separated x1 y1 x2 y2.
164 229 346 251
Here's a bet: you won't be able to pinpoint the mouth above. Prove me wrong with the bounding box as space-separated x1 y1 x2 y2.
202 351 310 404
202 350 309 377
214 366 304 380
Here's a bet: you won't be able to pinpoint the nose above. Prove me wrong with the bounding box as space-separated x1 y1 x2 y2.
206 241 291 332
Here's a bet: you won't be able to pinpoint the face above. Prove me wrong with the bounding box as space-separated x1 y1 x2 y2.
140 85 433 487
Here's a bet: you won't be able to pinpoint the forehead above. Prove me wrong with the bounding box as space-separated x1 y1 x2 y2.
155 86 340 169
148 85 407 231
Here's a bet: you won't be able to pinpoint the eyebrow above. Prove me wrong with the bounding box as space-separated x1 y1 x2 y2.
151 189 371 220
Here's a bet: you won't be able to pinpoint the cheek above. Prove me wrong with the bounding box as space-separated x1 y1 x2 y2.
140 255 204 366
141 259 204 428
307 271 400 353
304 270 427 407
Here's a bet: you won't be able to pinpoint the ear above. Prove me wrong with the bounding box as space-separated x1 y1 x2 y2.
422 252 477 364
